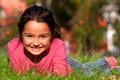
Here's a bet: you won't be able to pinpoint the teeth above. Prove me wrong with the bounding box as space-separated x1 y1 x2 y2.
31 46 42 48
30 45 43 48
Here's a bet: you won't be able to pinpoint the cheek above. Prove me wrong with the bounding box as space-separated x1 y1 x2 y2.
43 39 51 47
22 38 32 45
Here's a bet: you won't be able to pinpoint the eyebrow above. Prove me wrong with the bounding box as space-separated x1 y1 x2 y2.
23 32 50 35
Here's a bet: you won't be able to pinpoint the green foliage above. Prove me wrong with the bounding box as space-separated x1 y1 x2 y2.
114 21 120 47
1 0 120 52
50 0 108 52
72 24 105 52
51 0 78 26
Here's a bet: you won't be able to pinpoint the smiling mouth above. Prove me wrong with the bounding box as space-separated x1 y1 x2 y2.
29 45 44 51
31 47 41 49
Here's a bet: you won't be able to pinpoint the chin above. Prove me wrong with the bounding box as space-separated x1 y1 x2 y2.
30 51 42 56
25 47 47 56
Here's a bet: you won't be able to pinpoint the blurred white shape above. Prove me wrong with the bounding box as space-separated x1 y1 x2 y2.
102 4 119 23
35 0 42 6
106 24 119 56
64 40 70 55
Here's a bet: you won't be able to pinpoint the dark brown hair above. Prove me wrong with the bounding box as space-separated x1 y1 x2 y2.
18 5 61 40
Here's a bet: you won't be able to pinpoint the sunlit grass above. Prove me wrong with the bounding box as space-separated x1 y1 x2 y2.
0 50 120 80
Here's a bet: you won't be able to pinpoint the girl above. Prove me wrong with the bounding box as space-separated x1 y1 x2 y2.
7 5 118 76
7 5 72 76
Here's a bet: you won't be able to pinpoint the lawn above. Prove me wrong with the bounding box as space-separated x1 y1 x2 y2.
0 50 120 80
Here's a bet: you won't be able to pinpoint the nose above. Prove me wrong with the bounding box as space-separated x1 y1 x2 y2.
33 38 40 46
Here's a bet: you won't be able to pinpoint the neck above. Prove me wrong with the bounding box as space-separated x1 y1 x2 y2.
24 49 47 63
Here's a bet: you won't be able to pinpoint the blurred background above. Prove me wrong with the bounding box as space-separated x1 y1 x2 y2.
1 0 120 57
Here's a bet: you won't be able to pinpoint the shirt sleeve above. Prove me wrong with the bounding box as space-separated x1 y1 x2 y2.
7 42 24 73
52 43 72 76
7 45 17 71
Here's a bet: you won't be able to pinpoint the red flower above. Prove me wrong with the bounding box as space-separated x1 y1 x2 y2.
0 17 15 26
0 0 27 16
0 18 7 26
97 17 107 27
6 18 15 24
79 19 84 25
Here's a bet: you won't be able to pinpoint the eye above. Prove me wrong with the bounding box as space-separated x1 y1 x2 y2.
26 35 33 37
41 35 47 38
40 34 49 38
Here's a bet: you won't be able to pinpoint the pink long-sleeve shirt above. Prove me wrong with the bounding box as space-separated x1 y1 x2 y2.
7 38 72 75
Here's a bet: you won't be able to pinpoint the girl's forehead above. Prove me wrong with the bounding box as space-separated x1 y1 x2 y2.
24 21 49 30
23 21 51 33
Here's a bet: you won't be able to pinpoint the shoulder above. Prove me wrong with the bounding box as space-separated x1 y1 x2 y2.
7 37 22 52
7 37 20 46
50 38 65 49
49 38 65 53
52 38 64 45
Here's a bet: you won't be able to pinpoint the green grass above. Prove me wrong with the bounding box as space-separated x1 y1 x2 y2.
0 51 120 80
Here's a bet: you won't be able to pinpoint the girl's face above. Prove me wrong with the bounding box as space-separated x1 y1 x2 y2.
22 20 52 55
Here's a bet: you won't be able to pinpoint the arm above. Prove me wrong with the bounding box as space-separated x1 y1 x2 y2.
52 44 72 76
7 43 24 73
